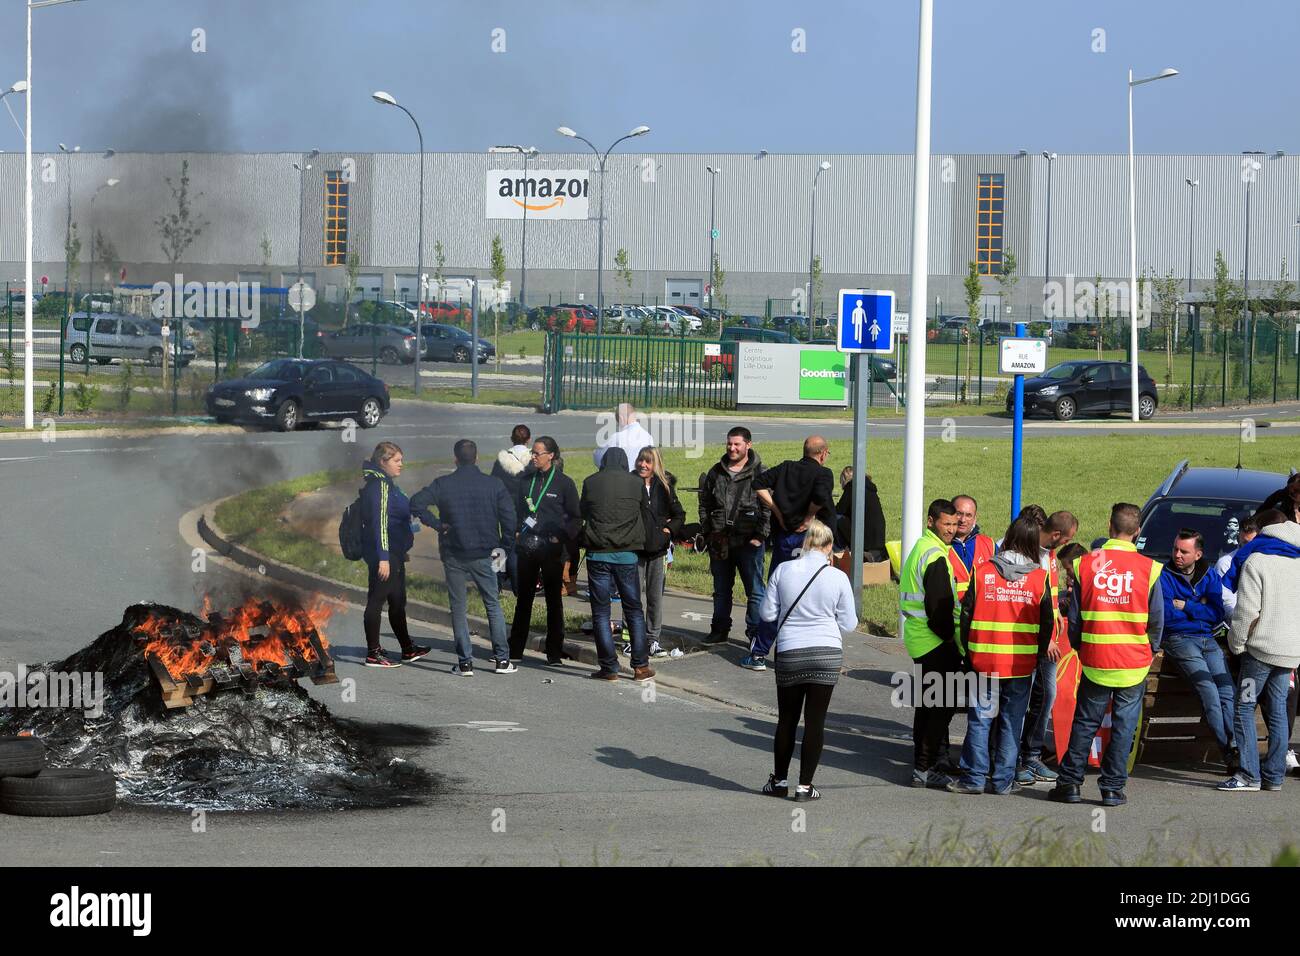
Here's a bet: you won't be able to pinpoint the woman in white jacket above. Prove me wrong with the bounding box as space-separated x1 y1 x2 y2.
758 519 857 802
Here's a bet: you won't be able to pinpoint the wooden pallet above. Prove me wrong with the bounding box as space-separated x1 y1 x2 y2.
1137 650 1270 766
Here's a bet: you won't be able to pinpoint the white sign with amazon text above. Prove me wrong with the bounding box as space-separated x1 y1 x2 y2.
485 169 591 220
998 337 1048 375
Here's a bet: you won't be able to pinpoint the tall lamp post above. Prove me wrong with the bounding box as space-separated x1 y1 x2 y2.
489 144 539 312
373 91 425 394
1242 152 1264 385
705 165 721 311
557 124 651 333
292 148 319 359
807 161 831 327
1185 177 1198 405
1041 151 1056 319
1126 66 1179 421
0 81 26 135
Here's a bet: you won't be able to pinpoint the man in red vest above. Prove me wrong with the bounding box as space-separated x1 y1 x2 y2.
1049 503 1164 807
948 494 996 605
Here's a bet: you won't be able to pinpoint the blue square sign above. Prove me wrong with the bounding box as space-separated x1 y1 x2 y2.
837 289 894 354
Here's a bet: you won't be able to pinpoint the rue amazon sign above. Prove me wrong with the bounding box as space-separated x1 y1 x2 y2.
485 169 591 220
998 337 1048 375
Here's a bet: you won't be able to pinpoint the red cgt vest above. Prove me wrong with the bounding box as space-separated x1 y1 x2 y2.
967 563 1049 678
1074 543 1159 688
949 533 996 602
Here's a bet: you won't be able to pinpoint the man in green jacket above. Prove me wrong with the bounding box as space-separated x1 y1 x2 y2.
899 499 962 788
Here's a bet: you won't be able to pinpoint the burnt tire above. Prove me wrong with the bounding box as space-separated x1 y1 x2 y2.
0 767 116 816
0 737 45 778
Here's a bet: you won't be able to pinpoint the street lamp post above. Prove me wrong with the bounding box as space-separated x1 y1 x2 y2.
1041 151 1056 319
373 92 425 393
292 148 319 359
1126 66 1179 421
557 124 650 334
1242 153 1264 396
489 144 539 312
807 161 831 327
1185 177 1198 406
57 143 77 406
706 165 720 311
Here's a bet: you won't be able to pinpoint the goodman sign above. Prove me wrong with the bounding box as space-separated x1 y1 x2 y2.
485 169 591 220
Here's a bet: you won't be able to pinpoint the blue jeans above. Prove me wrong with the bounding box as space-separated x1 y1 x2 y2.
1235 652 1291 787
768 530 805 578
960 675 1033 792
588 559 648 672
1057 675 1143 792
1164 632 1236 754
443 552 509 665
709 540 767 640
1019 653 1058 764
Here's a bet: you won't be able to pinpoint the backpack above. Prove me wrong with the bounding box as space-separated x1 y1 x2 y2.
339 492 365 561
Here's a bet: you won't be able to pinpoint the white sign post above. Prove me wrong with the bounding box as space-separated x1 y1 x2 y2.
289 281 316 359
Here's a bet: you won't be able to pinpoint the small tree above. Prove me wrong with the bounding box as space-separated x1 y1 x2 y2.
342 251 361 326
962 260 981 401
810 254 823 322
614 248 633 298
260 233 272 270
711 253 728 317
433 240 448 302
154 160 210 395
1210 250 1241 377
93 229 118 284
489 234 506 369
1148 268 1182 385
1094 273 1109 358
996 246 1019 325
65 222 82 312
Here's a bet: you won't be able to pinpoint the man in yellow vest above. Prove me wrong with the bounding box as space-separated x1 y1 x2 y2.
900 499 963 788
1049 503 1164 807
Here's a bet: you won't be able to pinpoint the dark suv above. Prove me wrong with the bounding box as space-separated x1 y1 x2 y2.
1009 360 1158 421
1138 460 1292 564
206 358 390 431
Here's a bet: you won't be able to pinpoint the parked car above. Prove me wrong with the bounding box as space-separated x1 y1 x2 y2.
65 312 196 366
318 323 417 364
349 300 416 326
418 300 473 323
206 358 390 432
544 307 597 333
602 305 642 332
702 326 797 377
651 306 702 334
1138 461 1293 564
417 322 495 363
1007 359 1158 421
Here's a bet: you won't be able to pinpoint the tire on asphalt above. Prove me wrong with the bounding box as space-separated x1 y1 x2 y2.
379 346 399 365
0 767 116 816
359 397 383 428
1053 396 1076 422
275 399 300 432
0 737 45 778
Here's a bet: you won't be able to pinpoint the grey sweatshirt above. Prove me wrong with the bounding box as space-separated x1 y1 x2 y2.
1228 522 1300 668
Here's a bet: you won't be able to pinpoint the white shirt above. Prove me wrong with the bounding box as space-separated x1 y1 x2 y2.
1215 550 1237 618
594 422 655 470
760 550 857 652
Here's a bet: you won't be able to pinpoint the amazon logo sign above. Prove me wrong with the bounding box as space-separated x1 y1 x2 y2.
484 169 591 220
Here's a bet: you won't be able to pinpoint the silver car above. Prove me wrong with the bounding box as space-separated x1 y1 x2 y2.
65 312 196 366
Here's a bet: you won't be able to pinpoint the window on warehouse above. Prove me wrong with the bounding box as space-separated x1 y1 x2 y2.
324 171 349 265
975 173 1005 275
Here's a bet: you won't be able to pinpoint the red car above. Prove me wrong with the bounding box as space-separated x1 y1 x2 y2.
419 301 472 323
546 307 597 333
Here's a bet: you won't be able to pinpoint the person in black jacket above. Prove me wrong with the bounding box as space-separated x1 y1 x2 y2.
635 446 686 656
581 447 654 682
359 441 430 668
834 466 887 561
410 439 518 676
507 436 580 665
489 424 533 594
1258 473 1300 524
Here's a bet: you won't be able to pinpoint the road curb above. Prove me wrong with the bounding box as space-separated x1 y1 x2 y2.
0 423 244 441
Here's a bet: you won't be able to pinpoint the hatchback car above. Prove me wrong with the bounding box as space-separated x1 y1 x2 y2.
319 323 417 364
206 358 390 431
417 322 495 363
1138 461 1293 565
65 312 196 366
1008 359 1158 421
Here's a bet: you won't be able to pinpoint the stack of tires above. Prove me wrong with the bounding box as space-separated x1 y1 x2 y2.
0 737 116 817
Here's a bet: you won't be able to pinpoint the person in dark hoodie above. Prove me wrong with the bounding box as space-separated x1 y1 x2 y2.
635 446 686 657
507 436 580 665
582 446 655 682
834 465 886 560
490 424 533 592
360 441 430 668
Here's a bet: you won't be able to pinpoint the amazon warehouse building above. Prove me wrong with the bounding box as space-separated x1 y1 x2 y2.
2 150 1299 320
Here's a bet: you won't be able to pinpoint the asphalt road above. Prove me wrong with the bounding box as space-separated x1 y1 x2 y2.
2 406 1300 865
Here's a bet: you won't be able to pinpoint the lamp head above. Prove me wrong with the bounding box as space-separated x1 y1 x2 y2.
105 178 119 187
706 165 720 174
1158 67 1179 79
1042 150 1056 160
1185 177 1198 187
629 125 650 137
819 160 831 171
557 126 577 138
8 80 27 94
371 90 397 107
307 148 319 160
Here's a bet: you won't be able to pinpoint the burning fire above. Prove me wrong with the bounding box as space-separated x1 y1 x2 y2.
132 596 334 683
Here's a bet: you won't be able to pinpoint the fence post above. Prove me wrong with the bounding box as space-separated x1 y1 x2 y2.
1273 322 1280 405
1189 307 1197 412
978 331 984 404
954 335 960 403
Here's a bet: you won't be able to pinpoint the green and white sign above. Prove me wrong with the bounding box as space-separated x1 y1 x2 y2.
798 349 847 401
735 343 848 406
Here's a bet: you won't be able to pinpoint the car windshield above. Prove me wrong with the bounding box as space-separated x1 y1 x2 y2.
1139 497 1260 564
248 360 302 381
1042 362 1086 380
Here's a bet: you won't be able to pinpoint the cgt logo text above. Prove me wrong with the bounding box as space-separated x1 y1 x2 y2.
50 886 151 937
1092 558 1135 598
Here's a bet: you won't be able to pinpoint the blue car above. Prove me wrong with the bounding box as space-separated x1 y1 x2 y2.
417 322 495 363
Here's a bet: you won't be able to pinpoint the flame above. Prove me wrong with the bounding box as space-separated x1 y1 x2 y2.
133 597 334 683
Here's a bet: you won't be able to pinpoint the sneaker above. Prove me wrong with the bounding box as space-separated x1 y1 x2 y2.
932 755 960 777
793 784 821 802
588 670 619 682
619 642 631 657
1263 780 1284 792
739 654 767 671
1217 773 1261 792
702 632 729 645
1014 766 1036 786
633 665 656 683
989 782 1025 795
1023 757 1058 783
1100 789 1128 807
401 644 431 663
1287 750 1299 771
545 658 566 667
449 662 474 677
946 779 984 795
493 660 519 675
910 768 953 789
364 652 401 668
762 774 789 798
649 640 668 658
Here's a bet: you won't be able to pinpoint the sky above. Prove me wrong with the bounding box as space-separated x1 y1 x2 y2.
0 0 1295 155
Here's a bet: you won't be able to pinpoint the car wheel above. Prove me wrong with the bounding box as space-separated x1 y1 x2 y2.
379 346 399 365
1053 396 1077 422
360 397 383 428
1138 394 1157 420
453 345 470 363
69 344 87 364
147 347 163 366
275 399 300 432
529 321 540 332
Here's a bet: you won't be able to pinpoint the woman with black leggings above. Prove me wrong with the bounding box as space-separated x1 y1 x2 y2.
758 518 857 801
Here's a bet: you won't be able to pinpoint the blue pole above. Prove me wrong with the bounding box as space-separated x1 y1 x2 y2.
1011 321 1026 519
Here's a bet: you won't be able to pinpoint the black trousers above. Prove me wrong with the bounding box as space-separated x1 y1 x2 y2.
364 559 414 654
913 640 964 771
509 550 566 661
774 683 836 786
